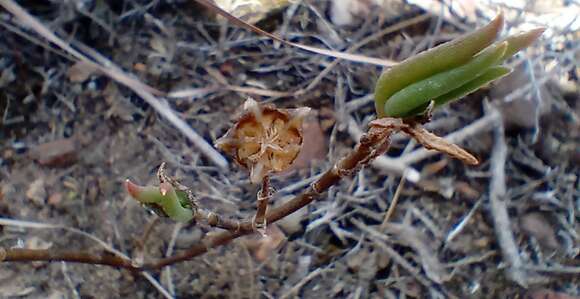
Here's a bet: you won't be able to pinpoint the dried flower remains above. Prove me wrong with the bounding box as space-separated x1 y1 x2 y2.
216 98 310 184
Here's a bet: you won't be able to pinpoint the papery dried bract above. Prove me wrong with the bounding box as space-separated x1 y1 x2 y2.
216 99 310 184
369 118 479 165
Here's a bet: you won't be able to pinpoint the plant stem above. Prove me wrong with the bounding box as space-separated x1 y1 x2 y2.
254 175 271 234
195 208 242 231
1 248 137 270
145 124 395 270
1 124 396 271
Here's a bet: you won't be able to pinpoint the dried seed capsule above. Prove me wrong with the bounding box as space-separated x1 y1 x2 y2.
216 99 310 184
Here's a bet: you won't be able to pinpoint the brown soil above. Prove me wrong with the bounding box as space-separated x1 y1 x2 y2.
1 1 578 298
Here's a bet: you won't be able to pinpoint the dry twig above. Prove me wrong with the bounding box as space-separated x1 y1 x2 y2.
1 120 398 270
192 0 396 67
0 0 228 169
380 172 407 228
278 268 329 299
486 103 540 287
146 120 397 269
351 219 446 297
0 218 173 298
2 114 481 272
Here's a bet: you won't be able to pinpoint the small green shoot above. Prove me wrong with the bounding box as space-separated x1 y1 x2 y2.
125 179 194 222
374 13 544 118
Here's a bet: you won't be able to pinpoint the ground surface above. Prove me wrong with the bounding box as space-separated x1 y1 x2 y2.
0 1 579 298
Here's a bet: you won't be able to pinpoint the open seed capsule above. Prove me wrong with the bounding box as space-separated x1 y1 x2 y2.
216 99 310 184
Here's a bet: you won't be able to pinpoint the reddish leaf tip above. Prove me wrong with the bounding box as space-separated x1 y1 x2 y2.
529 27 547 38
125 179 141 198
492 12 505 30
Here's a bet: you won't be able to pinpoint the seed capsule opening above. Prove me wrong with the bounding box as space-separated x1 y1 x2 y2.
216 98 310 184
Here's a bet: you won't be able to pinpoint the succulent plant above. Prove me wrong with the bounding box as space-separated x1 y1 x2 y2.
125 179 194 222
374 13 545 118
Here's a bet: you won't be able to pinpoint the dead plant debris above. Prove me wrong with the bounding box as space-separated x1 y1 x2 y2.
0 0 577 298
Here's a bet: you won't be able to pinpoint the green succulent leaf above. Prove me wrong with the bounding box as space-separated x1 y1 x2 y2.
125 179 194 222
374 13 544 119
500 28 546 60
383 42 507 117
433 65 512 106
406 65 513 116
374 13 504 117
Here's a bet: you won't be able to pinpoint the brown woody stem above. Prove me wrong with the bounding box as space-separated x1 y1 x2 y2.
195 208 242 231
145 124 395 270
1 125 396 271
1 248 137 270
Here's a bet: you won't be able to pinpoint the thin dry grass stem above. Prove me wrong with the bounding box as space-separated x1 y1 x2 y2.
226 85 293 98
254 175 271 235
136 217 160 250
299 14 429 94
203 66 294 98
523 265 580 275
486 103 543 287
350 219 447 297
380 172 407 228
0 19 72 61
278 268 329 299
444 199 483 244
60 262 80 299
192 0 395 67
162 223 183 297
383 222 451 283
0 0 228 169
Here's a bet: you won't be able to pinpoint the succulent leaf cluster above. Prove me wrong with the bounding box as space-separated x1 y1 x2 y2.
375 14 544 118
